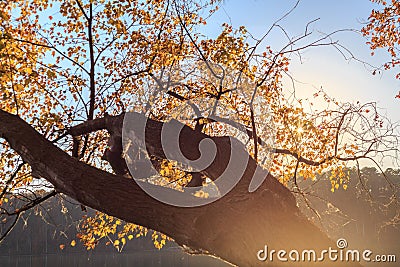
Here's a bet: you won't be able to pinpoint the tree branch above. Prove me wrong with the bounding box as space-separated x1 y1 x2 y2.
1 191 57 216
0 109 359 266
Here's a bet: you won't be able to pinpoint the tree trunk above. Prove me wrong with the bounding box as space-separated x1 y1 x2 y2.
0 110 361 266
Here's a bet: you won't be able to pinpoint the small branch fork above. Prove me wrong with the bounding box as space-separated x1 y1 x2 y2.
0 190 58 243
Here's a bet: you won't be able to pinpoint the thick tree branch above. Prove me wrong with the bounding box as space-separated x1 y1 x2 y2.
0 109 360 266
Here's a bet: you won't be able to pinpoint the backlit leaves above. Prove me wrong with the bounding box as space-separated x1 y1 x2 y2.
76 211 168 251
1 0 396 253
363 0 400 88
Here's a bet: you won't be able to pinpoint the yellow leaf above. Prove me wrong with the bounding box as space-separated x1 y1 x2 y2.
70 240 76 247
128 235 133 240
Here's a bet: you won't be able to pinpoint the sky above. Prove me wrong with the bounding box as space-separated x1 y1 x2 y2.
202 0 400 123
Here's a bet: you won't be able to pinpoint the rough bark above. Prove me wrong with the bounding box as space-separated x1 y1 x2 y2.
0 110 361 266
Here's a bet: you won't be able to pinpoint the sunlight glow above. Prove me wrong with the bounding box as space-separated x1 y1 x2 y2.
297 127 304 134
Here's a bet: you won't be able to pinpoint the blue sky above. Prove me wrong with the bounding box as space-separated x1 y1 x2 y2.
203 0 400 122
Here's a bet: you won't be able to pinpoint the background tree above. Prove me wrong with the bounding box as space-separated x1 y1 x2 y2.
0 0 398 266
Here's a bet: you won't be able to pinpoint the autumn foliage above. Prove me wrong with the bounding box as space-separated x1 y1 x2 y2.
363 0 400 97
0 0 398 259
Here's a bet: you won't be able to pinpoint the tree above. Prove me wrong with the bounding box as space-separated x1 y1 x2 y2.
362 0 400 98
0 0 398 266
